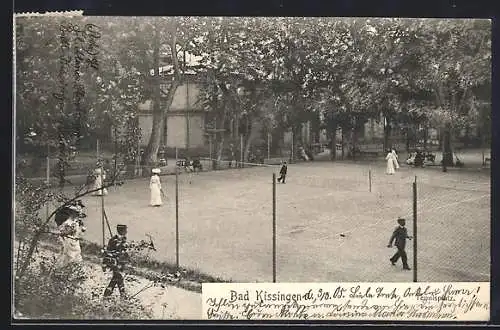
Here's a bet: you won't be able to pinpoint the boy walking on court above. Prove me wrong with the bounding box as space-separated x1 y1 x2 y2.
277 161 287 184
387 218 413 270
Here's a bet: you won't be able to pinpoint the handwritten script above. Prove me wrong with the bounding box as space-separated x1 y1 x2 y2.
202 282 489 321
53 21 101 138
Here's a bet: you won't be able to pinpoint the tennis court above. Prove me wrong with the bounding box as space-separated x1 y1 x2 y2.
60 160 489 283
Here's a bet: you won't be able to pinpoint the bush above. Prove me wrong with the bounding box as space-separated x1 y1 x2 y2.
14 254 152 319
15 254 88 318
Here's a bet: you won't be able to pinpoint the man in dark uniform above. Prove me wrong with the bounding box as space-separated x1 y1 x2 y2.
103 224 129 298
277 161 288 184
387 218 412 270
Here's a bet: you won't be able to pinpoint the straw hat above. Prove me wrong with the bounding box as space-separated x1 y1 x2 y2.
152 168 161 174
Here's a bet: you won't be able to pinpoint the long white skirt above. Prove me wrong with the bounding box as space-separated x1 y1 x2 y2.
58 237 83 266
150 184 163 206
386 158 395 175
393 158 400 169
92 176 108 196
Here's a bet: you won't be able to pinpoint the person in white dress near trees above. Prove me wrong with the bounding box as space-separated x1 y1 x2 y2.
150 168 163 207
385 149 396 175
54 200 87 267
92 167 108 196
391 148 400 170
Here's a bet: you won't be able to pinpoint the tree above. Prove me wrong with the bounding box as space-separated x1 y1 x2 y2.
406 19 491 168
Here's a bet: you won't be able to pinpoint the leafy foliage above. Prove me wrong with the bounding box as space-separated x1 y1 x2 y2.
15 254 153 319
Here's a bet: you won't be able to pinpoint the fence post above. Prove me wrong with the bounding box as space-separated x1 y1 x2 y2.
175 147 180 269
46 145 50 221
369 169 372 193
209 135 213 170
268 132 271 161
97 140 105 248
240 134 244 168
272 172 277 283
413 176 417 282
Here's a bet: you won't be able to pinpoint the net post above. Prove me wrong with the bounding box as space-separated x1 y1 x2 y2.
175 147 180 268
413 176 417 282
272 172 277 283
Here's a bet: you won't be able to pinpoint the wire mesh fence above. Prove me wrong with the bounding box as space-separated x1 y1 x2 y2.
15 156 491 284
413 181 490 282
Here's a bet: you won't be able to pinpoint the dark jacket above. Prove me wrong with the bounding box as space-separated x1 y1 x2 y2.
280 164 288 175
103 235 128 271
389 226 410 249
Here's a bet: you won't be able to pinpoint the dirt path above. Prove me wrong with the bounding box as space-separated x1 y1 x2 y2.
82 262 202 319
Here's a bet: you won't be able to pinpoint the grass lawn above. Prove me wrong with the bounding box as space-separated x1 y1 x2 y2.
43 160 490 283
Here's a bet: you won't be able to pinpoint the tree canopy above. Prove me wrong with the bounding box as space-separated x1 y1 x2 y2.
15 16 491 164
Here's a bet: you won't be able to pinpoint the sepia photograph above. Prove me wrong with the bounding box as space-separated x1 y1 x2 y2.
13 15 491 320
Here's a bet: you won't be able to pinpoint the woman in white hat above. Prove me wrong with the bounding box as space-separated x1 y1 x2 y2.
54 200 87 267
150 168 163 207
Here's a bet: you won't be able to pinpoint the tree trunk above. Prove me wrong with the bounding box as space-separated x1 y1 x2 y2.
217 134 225 162
271 128 282 158
143 23 162 165
341 127 345 160
442 124 454 169
383 119 391 152
464 124 470 148
329 117 337 161
243 119 260 163
290 124 300 163
143 21 180 165
423 125 428 151
57 134 66 188
405 126 410 153
352 118 357 161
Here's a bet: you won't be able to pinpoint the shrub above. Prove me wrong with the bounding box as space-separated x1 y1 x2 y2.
14 254 153 319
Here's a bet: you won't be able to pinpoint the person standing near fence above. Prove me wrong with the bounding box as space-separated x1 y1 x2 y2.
277 161 288 183
184 157 195 184
92 167 108 196
150 168 163 207
391 149 400 170
387 218 412 270
385 149 396 175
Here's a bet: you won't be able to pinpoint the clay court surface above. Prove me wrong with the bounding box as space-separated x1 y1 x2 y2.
51 160 490 283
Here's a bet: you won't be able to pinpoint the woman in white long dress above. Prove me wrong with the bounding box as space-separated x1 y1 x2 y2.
150 168 163 207
391 149 400 170
92 168 108 196
55 202 86 267
385 150 396 175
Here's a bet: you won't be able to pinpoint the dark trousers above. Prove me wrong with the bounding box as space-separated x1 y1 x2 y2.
104 270 125 297
277 174 286 183
390 247 409 268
